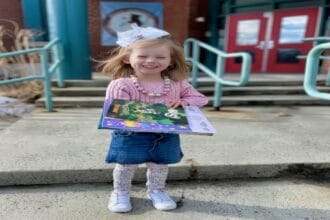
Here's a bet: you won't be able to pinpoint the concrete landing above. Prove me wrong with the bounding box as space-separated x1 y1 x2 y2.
0 106 329 186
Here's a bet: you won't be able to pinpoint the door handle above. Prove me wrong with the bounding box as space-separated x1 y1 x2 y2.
256 40 274 49
267 40 274 49
256 41 265 49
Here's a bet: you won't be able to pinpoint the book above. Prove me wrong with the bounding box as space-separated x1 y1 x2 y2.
98 99 216 135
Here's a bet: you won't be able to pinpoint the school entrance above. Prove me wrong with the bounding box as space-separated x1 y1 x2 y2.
225 7 322 73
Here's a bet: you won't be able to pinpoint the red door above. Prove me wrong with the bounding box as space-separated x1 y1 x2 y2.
266 7 322 73
225 7 322 73
225 13 268 73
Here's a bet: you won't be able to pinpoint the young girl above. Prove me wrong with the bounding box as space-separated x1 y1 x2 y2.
102 24 208 213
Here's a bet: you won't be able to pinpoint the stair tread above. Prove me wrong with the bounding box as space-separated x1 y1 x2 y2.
54 77 316 87
57 76 326 82
220 95 328 100
197 86 330 91
58 76 309 82
52 86 329 90
38 96 105 101
37 94 328 101
53 87 106 91
36 95 330 108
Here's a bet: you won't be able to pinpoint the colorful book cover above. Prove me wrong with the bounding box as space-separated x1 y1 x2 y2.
98 99 216 135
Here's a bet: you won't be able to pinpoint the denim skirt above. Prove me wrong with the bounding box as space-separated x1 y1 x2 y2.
105 131 183 164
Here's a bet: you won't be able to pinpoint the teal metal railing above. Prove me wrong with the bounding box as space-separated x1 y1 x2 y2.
304 42 330 100
0 39 64 111
184 38 252 109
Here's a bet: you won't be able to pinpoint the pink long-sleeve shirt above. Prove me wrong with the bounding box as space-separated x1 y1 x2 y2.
106 77 208 107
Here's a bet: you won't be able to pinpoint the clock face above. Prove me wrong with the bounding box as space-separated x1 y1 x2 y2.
103 8 159 36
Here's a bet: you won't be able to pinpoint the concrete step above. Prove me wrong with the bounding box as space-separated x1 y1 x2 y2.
36 94 330 108
53 77 311 87
203 86 330 96
1 107 329 186
52 86 330 96
53 87 106 96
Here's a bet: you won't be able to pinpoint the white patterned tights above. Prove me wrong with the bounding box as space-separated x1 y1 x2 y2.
113 163 168 193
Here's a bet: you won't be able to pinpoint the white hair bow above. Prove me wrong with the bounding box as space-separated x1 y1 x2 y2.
116 23 170 47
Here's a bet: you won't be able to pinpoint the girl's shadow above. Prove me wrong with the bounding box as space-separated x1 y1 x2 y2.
127 196 330 219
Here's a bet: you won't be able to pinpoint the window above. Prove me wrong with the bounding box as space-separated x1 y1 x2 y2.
236 19 260 45
279 15 308 44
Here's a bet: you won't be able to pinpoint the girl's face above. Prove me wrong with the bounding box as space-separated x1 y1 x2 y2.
126 44 171 78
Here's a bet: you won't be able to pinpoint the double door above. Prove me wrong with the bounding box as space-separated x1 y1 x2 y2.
225 7 322 73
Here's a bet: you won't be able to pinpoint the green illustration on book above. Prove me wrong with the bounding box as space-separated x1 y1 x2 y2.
99 99 216 135
107 99 188 125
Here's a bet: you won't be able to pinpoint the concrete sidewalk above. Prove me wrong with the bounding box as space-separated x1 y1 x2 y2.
1 179 330 219
0 106 329 186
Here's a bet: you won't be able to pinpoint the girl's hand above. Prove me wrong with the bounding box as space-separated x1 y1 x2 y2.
165 100 188 108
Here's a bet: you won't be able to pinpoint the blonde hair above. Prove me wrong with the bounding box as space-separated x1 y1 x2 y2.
100 37 191 81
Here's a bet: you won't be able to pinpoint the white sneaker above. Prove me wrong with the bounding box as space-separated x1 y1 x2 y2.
108 191 132 213
147 190 177 211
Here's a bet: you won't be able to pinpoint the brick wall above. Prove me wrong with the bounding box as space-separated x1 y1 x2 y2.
0 0 205 70
0 0 24 50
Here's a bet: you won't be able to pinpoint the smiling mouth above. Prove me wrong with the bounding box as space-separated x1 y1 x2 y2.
142 65 158 69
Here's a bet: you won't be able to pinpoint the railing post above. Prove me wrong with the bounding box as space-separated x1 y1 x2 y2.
183 40 190 58
40 49 53 111
54 42 64 87
213 55 225 110
240 53 252 85
327 70 330 86
183 38 251 109
191 40 200 87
